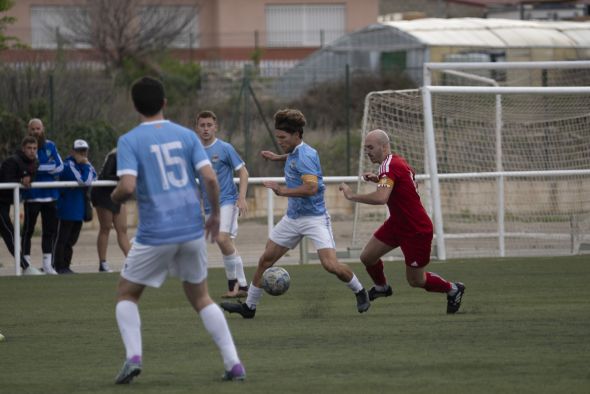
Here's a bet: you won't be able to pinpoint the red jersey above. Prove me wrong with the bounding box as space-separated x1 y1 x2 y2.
378 154 433 235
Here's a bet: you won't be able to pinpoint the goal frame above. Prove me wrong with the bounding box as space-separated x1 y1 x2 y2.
422 61 590 260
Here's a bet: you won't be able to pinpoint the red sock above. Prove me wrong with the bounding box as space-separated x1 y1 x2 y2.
423 272 452 293
366 259 387 286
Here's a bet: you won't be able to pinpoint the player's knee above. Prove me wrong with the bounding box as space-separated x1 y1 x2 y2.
407 277 425 288
321 259 342 275
359 252 377 267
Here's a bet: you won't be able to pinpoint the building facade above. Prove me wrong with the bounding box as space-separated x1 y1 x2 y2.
2 0 379 63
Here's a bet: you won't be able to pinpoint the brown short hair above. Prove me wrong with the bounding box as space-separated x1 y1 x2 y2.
197 110 217 122
21 136 38 147
274 108 306 137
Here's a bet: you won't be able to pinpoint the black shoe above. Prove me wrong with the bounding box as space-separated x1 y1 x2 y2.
220 301 256 319
355 289 370 313
447 282 465 314
57 267 76 275
368 285 393 301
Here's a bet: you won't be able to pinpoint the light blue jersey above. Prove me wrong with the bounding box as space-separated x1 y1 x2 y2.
117 120 211 245
199 138 244 214
284 142 326 219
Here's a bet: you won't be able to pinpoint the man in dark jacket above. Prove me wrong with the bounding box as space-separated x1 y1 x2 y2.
54 139 97 274
0 136 43 275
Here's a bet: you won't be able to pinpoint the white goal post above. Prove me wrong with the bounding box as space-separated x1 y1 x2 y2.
355 61 590 260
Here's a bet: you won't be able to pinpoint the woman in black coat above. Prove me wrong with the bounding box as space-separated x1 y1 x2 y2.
90 148 131 272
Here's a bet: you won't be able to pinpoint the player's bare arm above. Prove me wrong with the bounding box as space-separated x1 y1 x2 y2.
200 164 221 243
111 174 136 204
339 177 393 205
236 165 249 216
263 175 318 197
260 150 288 162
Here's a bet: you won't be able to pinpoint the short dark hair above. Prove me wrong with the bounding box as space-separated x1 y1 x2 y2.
131 77 165 117
274 109 306 137
21 136 38 147
197 110 217 122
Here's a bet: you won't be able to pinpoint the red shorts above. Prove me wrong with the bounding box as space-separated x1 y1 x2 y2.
373 223 433 268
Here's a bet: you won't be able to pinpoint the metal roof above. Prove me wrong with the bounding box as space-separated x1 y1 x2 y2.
380 18 590 48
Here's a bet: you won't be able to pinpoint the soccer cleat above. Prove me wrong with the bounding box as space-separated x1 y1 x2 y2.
355 288 371 313
115 358 142 384
221 285 249 299
57 267 76 274
236 286 249 298
220 301 256 319
222 363 246 381
42 261 58 275
23 266 44 276
99 261 113 273
368 285 393 301
42 254 57 275
447 282 466 314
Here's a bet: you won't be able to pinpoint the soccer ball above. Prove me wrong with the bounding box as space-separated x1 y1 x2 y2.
261 267 290 296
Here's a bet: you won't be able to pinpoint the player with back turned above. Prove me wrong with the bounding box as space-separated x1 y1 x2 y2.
339 129 465 314
110 76 245 384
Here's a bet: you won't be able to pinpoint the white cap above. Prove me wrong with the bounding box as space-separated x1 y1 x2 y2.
73 139 89 150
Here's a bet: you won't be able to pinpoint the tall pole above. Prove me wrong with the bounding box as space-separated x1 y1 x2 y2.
345 64 351 176
422 87 446 261
243 65 251 165
49 73 54 132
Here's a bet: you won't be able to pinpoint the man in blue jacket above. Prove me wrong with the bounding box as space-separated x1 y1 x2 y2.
21 118 63 274
54 139 97 274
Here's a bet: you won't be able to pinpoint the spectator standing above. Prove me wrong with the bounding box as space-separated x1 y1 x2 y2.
21 118 63 274
0 136 42 275
194 110 250 298
91 148 130 273
53 139 97 274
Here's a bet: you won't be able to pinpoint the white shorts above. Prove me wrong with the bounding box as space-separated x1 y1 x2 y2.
270 213 336 250
121 237 208 288
205 204 239 238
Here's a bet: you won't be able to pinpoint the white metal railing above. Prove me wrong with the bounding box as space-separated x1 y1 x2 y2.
1 176 359 276
4 169 589 275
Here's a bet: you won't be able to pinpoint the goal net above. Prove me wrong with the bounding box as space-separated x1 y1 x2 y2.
353 61 590 259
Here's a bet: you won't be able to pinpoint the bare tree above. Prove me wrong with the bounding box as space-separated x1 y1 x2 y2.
60 0 198 73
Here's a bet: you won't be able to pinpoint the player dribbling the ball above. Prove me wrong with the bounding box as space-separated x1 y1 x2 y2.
220 108 370 319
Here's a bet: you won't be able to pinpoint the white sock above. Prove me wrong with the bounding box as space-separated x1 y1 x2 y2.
42 254 52 267
222 253 237 281
234 254 248 287
345 274 363 293
447 283 458 295
24 255 32 265
115 300 142 360
245 284 263 309
200 303 240 370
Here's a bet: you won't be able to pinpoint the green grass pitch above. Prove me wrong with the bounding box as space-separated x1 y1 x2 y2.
1 256 589 393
